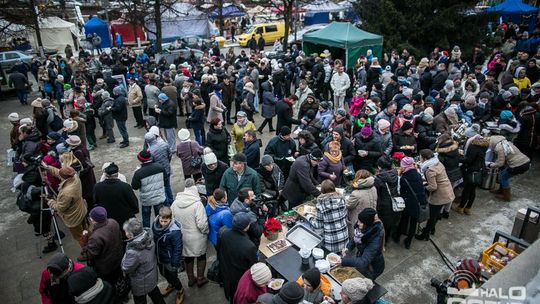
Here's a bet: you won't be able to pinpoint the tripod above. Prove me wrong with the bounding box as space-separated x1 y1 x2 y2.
37 166 65 258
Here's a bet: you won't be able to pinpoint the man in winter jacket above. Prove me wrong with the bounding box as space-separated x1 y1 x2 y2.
109 86 129 148
217 212 258 303
243 130 261 169
152 206 185 303
230 188 265 248
93 163 139 231
131 150 167 227
264 126 297 178
282 149 323 208
220 153 261 205
128 77 144 128
8 69 30 105
330 65 351 109
432 63 449 91
275 96 301 134
144 130 172 205
145 80 161 118
84 207 124 289
156 93 177 153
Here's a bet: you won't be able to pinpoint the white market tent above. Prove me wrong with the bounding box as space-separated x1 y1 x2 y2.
146 3 211 43
302 1 348 13
27 17 79 54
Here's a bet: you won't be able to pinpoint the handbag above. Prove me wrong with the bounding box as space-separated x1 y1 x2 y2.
403 177 429 223
115 273 131 300
385 181 405 212
207 259 222 284
189 143 202 169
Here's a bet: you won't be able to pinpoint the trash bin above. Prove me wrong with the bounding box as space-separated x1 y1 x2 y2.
511 207 540 244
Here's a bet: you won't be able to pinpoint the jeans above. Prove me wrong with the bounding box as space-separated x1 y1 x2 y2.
162 128 177 153
115 119 129 144
499 163 530 188
163 179 173 207
133 286 165 304
16 89 28 104
193 127 205 146
142 204 163 228
253 89 260 111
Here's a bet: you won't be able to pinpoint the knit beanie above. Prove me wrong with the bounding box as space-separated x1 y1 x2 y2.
302 268 321 289
232 153 247 163
67 267 98 297
59 166 76 179
360 124 373 137
401 121 414 131
232 212 251 231
377 119 390 132
250 263 272 285
464 96 477 109
309 149 324 161
500 110 513 120
422 113 434 123
358 208 377 226
261 155 274 166
280 126 292 136
501 90 512 99
277 282 304 304
89 206 107 223
8 112 20 122
400 156 416 172
103 162 119 175
342 278 374 302
203 152 218 165
47 253 71 275
137 150 152 162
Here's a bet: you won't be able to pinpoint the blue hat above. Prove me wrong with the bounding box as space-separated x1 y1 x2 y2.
500 110 513 120
158 93 168 101
47 132 62 141
430 90 439 98
233 212 252 230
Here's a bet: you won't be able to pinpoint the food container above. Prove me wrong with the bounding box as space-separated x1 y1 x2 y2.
286 224 323 251
315 259 331 273
266 239 292 254
299 248 311 265
293 203 317 220
268 278 285 290
326 253 341 265
481 242 519 272
328 266 363 285
312 248 324 260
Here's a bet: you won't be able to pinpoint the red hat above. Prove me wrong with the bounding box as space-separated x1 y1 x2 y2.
137 150 152 162
442 50 449 57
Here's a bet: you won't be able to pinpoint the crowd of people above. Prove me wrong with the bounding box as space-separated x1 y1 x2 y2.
6 19 540 304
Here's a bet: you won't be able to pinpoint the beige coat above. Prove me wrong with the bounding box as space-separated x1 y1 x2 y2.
171 186 209 257
424 161 455 205
127 83 143 107
489 136 530 169
207 93 226 123
47 167 87 228
346 176 377 237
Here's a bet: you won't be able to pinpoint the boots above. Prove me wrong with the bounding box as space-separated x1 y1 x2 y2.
404 237 412 249
415 228 430 241
490 184 502 194
185 260 197 287
496 188 511 202
441 210 450 219
196 258 209 287
42 240 58 254
453 205 465 214
463 208 471 215
175 288 185 304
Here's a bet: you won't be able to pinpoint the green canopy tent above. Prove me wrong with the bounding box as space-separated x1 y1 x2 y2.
302 22 383 69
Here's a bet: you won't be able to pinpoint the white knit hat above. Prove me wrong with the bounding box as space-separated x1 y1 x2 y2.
342 278 374 302
19 117 33 126
177 128 190 141
203 152 218 165
8 112 20 122
250 263 272 285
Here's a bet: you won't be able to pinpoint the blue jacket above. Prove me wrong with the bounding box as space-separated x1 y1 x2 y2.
151 218 183 268
342 221 385 280
205 204 233 246
243 139 261 169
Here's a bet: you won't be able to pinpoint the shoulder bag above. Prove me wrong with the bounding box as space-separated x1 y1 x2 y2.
385 180 405 212
189 142 202 169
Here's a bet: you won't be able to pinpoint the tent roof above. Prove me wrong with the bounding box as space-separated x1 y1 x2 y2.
303 1 347 13
486 0 539 14
85 16 107 28
161 3 206 19
208 4 246 18
303 22 382 49
39 16 76 29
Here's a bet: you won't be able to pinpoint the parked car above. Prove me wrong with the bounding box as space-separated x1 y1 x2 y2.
0 51 32 72
238 22 289 47
287 24 328 46
156 48 205 65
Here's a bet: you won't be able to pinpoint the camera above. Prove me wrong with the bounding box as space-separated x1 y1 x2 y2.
431 278 453 304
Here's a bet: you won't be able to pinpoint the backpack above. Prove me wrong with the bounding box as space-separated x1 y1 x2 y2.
48 107 64 132
16 186 41 213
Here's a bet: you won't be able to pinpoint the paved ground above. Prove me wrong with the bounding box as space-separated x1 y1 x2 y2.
1 88 539 303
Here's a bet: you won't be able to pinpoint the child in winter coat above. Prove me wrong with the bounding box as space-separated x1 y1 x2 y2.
350 87 366 118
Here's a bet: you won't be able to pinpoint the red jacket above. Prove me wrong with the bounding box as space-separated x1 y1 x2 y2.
233 270 268 304
39 262 85 304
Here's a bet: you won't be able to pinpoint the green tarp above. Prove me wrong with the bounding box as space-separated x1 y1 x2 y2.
302 22 383 69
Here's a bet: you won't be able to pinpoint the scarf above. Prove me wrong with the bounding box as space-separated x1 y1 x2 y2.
420 156 440 174
75 278 104 303
353 226 364 244
498 139 515 156
324 151 342 164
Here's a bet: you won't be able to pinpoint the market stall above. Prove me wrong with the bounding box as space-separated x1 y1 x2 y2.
84 16 111 48
486 0 539 33
27 17 80 55
146 3 211 43
208 4 247 19
302 22 383 69
109 20 146 46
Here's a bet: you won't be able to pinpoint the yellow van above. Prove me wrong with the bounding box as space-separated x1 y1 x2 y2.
238 23 288 47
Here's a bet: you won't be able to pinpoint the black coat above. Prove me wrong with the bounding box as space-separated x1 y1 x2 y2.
157 100 177 129
264 136 297 159
461 137 489 183
353 133 382 172
93 179 139 227
111 95 128 121
435 140 462 184
85 219 124 277
392 130 417 157
374 170 400 229
206 126 231 163
399 169 427 218
276 100 301 132
415 120 438 150
217 228 258 301
420 70 433 95
432 70 449 91
187 104 206 130
515 107 540 150
342 221 385 280
281 155 321 207
202 161 228 196
243 139 261 169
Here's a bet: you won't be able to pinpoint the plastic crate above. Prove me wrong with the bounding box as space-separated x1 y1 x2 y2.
480 242 519 271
